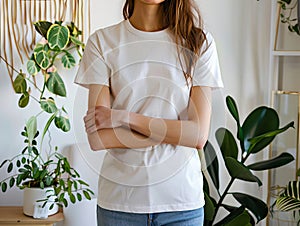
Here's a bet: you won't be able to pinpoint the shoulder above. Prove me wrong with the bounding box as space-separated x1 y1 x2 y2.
86 20 127 52
93 20 125 36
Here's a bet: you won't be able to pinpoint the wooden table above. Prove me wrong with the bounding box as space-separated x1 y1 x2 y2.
0 206 64 226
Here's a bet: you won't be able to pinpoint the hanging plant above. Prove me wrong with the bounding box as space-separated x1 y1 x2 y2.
278 0 300 35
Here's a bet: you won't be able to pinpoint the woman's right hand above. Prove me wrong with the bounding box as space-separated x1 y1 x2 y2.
84 106 127 134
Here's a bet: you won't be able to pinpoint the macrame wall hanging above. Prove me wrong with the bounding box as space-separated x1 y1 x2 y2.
0 0 90 80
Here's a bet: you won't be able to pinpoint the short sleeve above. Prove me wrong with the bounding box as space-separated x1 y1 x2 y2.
74 33 111 88
192 33 223 88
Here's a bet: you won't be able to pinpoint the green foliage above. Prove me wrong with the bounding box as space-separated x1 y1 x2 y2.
0 20 93 208
256 0 299 36
203 96 295 225
271 176 300 217
278 0 300 36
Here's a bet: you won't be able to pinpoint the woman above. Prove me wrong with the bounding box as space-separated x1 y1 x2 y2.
75 0 223 225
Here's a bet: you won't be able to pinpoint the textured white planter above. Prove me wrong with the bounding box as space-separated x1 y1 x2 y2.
23 187 59 217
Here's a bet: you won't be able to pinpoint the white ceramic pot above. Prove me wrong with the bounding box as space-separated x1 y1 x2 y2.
23 187 59 217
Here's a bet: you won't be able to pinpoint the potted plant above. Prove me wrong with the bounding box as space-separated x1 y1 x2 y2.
0 20 93 217
202 96 295 225
270 168 300 224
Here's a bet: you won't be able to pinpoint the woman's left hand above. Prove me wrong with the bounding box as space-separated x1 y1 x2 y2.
84 106 125 133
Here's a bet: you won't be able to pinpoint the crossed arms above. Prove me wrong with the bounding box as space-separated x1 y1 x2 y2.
84 84 212 151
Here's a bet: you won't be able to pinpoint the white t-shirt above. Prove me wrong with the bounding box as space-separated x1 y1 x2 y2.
74 19 223 213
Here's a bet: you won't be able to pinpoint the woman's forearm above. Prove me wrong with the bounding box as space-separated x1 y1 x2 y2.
120 112 207 149
87 126 160 151
119 87 212 149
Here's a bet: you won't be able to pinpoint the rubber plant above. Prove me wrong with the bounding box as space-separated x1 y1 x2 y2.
202 96 295 225
0 21 93 209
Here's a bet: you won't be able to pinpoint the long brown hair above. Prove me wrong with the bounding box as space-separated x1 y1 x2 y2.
123 0 207 84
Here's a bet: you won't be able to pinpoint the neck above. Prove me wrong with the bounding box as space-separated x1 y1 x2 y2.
129 1 165 32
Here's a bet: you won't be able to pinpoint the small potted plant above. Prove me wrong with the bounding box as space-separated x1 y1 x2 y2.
270 168 300 224
0 20 93 217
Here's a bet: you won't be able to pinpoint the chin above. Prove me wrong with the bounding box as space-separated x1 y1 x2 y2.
140 0 166 5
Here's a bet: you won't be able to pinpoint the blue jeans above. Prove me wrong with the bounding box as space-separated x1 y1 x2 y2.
97 206 204 226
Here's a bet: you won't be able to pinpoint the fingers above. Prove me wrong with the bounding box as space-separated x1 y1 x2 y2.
84 108 98 133
83 106 110 133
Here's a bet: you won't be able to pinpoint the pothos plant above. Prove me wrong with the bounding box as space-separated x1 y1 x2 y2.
278 0 300 36
202 96 295 226
0 20 93 209
257 0 300 36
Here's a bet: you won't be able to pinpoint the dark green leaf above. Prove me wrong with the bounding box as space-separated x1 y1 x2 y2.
50 203 55 210
7 162 13 173
216 128 238 159
62 198 68 207
203 142 219 190
215 206 245 226
32 146 39 156
225 157 262 186
226 96 240 126
224 210 251 226
18 92 30 108
281 0 292 4
204 192 215 221
58 193 65 202
248 121 294 149
248 152 294 171
16 160 21 167
0 160 8 168
83 190 91 200
34 21 53 38
13 73 27 94
73 181 78 190
242 106 279 154
86 189 94 195
232 192 268 223
40 181 45 189
46 71 66 97
77 193 82 201
78 180 89 187
9 177 15 188
16 174 24 185
1 182 7 192
69 193 76 204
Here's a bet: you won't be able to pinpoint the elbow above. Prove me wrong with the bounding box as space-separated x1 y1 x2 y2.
195 141 205 150
87 133 106 151
195 135 208 150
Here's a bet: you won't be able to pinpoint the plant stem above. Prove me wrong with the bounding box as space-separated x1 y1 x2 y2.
211 177 236 224
0 55 20 74
39 72 47 100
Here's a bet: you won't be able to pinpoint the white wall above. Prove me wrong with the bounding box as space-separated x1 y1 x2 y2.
0 0 298 225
